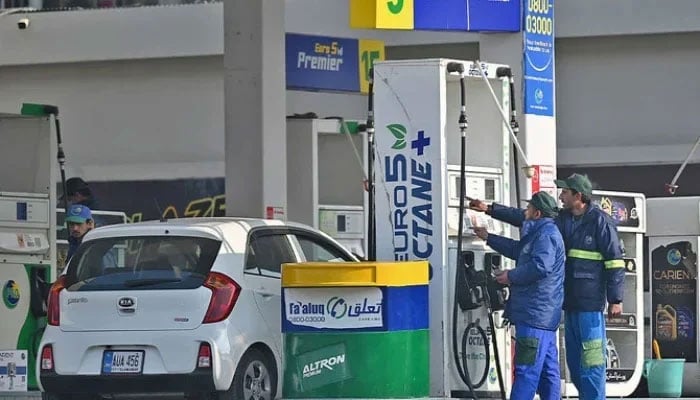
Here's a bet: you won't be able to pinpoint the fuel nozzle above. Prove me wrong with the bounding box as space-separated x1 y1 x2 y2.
456 251 485 311
485 252 509 311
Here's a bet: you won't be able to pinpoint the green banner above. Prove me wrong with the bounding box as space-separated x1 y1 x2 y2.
295 343 351 391
283 329 429 398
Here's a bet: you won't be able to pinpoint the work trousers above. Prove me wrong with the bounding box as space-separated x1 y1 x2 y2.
511 323 560 400
565 311 607 400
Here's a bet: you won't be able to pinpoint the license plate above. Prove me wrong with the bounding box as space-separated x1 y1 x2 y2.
102 350 144 375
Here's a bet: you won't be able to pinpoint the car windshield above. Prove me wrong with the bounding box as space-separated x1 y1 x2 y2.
65 235 221 291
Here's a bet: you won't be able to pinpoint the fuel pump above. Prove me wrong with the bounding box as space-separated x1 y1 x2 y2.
0 109 57 392
373 58 526 398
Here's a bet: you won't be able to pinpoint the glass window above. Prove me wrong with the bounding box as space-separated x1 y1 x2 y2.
245 233 296 277
296 235 353 262
66 235 221 291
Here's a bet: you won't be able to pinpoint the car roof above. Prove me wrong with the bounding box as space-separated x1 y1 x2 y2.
82 217 341 253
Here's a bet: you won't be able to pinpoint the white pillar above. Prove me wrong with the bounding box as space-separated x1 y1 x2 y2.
479 0 557 201
224 0 287 218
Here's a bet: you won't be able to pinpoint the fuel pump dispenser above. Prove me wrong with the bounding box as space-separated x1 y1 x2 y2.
0 112 57 392
286 118 368 258
372 58 520 398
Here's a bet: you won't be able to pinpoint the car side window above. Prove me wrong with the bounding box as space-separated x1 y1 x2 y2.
295 234 353 262
245 233 296 277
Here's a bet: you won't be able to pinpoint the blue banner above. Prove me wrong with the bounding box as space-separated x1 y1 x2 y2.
466 0 521 32
523 0 555 117
414 0 468 31
285 33 360 93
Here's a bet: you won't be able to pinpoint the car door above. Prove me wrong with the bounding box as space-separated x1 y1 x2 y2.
242 228 299 352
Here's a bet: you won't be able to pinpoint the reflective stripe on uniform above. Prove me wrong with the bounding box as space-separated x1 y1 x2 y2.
604 259 625 269
567 249 603 261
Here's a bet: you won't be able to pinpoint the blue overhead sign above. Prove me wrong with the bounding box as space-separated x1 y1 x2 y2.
285 33 359 93
523 0 555 116
414 0 468 31
466 0 521 32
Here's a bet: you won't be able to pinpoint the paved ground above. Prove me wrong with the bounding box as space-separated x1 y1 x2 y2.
3 394 700 400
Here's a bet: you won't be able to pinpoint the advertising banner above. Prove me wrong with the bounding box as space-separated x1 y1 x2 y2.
531 165 556 198
283 287 384 331
591 193 641 229
0 350 27 392
353 0 520 32
286 34 359 93
286 33 385 94
294 343 351 391
650 236 698 362
349 0 414 30
523 0 555 117
465 0 521 32
413 0 468 31
358 39 385 94
82 177 225 223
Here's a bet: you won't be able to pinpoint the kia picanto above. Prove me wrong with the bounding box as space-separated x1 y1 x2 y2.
37 217 358 400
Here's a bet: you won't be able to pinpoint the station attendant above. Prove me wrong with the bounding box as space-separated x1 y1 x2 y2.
470 174 625 400
471 191 565 400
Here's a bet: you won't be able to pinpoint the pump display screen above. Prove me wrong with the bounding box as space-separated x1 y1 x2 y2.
337 215 346 232
16 202 27 221
484 179 495 201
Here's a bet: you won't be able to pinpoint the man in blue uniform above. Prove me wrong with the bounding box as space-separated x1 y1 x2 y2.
472 191 565 400
470 174 625 400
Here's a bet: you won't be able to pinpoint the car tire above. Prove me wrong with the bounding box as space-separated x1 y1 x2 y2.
223 347 277 400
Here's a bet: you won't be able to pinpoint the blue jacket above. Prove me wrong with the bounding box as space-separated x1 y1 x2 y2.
487 217 565 331
489 203 625 312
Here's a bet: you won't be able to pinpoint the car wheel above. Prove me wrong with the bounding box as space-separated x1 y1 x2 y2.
226 348 277 400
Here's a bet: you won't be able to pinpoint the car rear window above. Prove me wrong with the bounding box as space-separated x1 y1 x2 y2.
65 235 222 291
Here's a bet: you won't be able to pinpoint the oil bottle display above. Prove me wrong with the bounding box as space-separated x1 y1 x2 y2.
647 196 700 396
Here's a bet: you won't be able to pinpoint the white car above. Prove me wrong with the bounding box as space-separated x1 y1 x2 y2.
37 217 359 400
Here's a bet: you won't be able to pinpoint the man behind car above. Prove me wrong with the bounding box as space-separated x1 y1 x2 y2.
66 204 95 260
472 191 565 400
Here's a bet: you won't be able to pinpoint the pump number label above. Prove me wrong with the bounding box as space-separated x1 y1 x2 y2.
102 350 144 375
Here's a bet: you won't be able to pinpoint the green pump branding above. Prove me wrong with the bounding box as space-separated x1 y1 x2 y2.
302 353 346 378
295 343 351 391
3 280 20 309
383 123 434 261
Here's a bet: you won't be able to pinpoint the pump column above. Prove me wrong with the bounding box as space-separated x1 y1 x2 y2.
223 0 287 218
478 0 557 203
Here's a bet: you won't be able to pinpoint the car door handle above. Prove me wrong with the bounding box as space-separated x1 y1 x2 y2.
259 292 274 298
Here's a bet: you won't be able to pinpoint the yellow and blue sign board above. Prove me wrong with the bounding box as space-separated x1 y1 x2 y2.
350 0 415 30
350 0 521 32
286 33 385 94
281 261 429 333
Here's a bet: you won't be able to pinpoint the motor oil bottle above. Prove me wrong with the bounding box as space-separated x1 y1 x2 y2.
655 304 677 341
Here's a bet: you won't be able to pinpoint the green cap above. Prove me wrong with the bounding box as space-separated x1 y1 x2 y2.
554 173 593 196
527 191 559 218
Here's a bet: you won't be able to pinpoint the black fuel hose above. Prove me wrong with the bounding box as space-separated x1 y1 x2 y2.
447 61 481 400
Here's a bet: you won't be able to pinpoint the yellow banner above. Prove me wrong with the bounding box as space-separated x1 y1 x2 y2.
358 39 385 94
349 0 414 30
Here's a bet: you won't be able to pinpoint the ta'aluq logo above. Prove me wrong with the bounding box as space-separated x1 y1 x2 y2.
387 124 407 149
